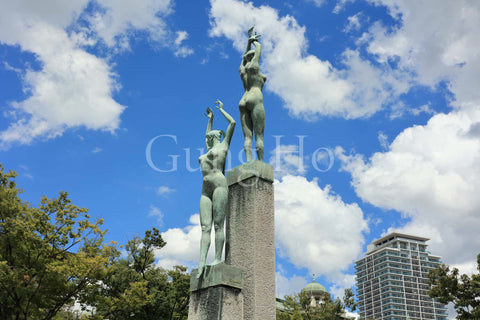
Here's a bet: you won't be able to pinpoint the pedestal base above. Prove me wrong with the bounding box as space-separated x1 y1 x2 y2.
225 160 276 320
188 263 244 320
188 286 243 320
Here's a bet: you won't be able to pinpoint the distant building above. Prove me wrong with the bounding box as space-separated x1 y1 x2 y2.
302 278 329 307
355 233 448 320
302 279 354 319
276 279 354 319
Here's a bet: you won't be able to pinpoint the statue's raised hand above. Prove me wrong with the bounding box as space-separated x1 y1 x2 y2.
249 34 261 43
215 100 224 110
205 107 214 119
247 27 261 43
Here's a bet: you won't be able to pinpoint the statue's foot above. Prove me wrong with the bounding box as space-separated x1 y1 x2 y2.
211 259 222 266
196 264 205 279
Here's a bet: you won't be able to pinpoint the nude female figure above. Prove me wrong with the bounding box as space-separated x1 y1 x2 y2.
197 100 235 278
239 27 266 162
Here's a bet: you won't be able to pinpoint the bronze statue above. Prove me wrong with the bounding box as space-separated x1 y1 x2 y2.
239 27 266 162
197 100 235 278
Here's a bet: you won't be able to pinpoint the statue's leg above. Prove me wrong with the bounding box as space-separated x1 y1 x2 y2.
252 103 265 161
240 107 253 162
212 186 228 265
198 194 212 278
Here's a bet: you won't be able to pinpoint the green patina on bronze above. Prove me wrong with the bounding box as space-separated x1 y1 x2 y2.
197 100 236 279
190 262 244 292
239 27 266 162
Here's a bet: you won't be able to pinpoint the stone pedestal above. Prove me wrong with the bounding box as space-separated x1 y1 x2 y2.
225 160 276 320
188 263 244 320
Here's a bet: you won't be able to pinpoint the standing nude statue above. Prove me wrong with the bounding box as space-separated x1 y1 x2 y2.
239 27 266 162
197 100 236 278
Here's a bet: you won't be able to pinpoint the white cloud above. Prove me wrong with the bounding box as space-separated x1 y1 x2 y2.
148 206 164 226
377 131 388 150
306 0 326 7
328 273 357 298
333 0 355 13
172 31 194 57
157 185 175 196
155 214 216 270
452 261 478 277
91 147 102 154
275 271 308 298
365 0 480 109
209 0 409 120
344 13 362 33
337 106 480 267
269 144 307 178
85 0 172 49
0 0 190 147
332 0 480 272
410 104 435 117
275 175 368 282
0 19 124 147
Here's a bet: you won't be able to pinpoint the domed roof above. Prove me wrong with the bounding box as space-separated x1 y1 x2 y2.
302 280 327 296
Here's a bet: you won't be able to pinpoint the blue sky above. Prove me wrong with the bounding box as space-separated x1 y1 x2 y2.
1 0 479 314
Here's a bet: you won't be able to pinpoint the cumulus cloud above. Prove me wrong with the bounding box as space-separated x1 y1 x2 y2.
337 106 480 266
365 0 480 108
0 0 191 147
275 270 308 298
154 214 216 270
275 175 368 281
85 0 172 49
0 18 124 147
332 0 480 270
209 0 409 120
269 143 307 178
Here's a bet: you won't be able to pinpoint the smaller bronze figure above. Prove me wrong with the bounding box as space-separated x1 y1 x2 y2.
197 100 235 278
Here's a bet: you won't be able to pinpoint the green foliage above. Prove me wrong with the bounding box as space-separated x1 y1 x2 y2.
276 288 355 320
0 164 114 320
428 254 480 319
83 228 190 320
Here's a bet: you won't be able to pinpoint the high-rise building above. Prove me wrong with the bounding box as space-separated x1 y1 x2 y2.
355 233 448 320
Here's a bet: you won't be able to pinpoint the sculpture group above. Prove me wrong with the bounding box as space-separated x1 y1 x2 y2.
197 27 265 276
189 27 275 320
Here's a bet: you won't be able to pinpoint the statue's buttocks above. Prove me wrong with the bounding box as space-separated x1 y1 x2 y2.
238 27 266 162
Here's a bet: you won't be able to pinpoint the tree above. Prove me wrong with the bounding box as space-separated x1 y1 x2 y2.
276 288 356 320
428 254 480 319
0 164 114 320
83 228 190 320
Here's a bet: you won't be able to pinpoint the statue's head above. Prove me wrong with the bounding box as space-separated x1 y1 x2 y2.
206 130 224 148
243 50 255 62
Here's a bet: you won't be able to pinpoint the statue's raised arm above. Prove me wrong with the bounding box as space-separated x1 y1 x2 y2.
238 27 266 162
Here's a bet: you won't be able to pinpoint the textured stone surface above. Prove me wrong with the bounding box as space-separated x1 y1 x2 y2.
188 286 244 320
190 262 244 292
225 161 276 320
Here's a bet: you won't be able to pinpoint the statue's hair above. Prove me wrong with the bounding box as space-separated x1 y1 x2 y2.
206 130 225 142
